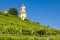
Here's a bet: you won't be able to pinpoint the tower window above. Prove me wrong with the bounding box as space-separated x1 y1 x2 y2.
21 8 22 10
22 16 24 19
24 8 25 10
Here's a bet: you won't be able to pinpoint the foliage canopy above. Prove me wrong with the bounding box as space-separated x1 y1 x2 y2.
8 8 18 16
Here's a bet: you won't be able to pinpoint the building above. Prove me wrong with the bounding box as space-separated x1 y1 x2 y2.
20 4 26 20
4 9 7 13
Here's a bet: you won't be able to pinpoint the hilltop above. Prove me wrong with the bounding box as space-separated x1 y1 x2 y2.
0 12 60 36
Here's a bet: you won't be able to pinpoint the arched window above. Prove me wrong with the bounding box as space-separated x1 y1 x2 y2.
21 8 22 10
24 8 25 10
22 16 24 19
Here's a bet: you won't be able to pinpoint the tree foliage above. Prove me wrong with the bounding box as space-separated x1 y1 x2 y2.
8 8 18 16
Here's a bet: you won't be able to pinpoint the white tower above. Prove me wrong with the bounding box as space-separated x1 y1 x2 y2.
20 4 26 20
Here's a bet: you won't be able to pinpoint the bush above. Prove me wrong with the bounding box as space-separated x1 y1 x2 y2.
8 8 18 16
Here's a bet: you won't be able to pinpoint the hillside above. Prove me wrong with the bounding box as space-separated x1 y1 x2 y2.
0 12 60 36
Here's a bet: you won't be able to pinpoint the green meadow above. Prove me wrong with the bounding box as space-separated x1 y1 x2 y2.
0 12 60 40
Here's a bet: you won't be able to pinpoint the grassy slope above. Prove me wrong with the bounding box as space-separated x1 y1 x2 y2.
0 12 58 34
0 12 60 40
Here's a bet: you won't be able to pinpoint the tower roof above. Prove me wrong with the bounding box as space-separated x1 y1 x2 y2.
21 4 25 7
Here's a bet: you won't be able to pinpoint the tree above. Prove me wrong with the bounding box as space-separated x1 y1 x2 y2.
37 30 46 35
8 8 18 16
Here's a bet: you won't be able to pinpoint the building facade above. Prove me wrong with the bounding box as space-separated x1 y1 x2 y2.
20 4 26 20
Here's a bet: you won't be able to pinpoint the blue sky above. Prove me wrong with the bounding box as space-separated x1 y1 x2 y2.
0 0 60 29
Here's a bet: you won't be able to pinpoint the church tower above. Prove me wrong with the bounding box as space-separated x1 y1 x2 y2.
20 4 26 20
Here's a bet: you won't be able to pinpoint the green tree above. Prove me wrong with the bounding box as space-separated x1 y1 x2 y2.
8 8 18 16
37 30 46 35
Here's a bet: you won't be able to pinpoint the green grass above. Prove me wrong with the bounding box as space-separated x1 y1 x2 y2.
0 36 46 40
49 35 60 40
0 12 60 40
0 35 60 40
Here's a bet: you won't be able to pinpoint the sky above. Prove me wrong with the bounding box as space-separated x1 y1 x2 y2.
0 0 60 29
